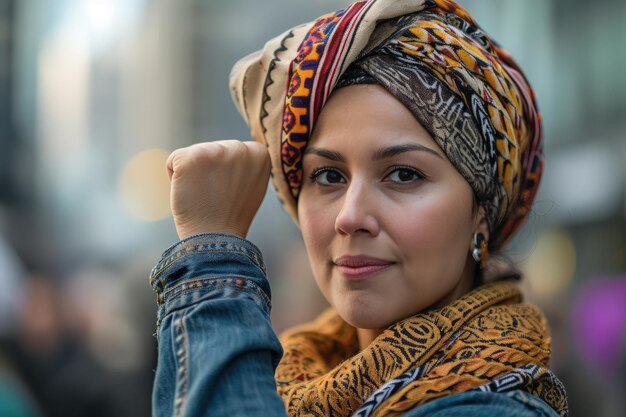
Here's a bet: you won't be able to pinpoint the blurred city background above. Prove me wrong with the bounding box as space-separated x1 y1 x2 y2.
0 0 624 416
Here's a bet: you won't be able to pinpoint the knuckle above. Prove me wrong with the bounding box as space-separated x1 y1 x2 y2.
231 140 249 157
169 147 185 160
247 141 270 161
168 148 187 168
246 140 265 152
214 140 244 159
209 142 227 158
179 144 213 169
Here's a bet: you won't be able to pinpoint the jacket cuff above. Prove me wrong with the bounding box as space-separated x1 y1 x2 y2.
149 233 270 305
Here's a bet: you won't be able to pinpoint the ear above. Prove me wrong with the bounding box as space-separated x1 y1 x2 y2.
470 205 490 252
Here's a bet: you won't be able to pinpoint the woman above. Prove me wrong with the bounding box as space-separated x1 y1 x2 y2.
150 0 568 416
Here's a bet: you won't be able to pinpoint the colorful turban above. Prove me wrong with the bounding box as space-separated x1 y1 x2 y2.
229 0 543 250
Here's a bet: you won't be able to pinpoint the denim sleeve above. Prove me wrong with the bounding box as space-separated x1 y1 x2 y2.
150 233 288 417
402 390 560 417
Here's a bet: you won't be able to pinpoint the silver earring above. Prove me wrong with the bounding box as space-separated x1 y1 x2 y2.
472 232 488 267
472 246 482 263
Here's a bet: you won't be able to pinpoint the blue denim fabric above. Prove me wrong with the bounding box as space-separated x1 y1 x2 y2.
150 233 287 417
403 390 560 417
150 233 559 417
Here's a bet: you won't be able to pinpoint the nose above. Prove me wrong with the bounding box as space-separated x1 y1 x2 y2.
334 180 380 237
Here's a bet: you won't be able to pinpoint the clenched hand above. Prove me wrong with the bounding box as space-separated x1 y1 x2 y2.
166 140 271 240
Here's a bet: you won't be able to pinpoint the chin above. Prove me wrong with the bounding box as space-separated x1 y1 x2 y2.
337 303 395 330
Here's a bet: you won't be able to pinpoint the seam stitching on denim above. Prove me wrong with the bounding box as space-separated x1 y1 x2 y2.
173 311 189 417
150 246 266 287
161 277 271 310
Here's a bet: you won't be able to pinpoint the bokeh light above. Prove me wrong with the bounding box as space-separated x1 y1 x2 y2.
524 228 577 298
572 277 626 382
118 148 171 222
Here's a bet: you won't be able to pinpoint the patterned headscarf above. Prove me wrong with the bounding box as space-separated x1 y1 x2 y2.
230 0 543 250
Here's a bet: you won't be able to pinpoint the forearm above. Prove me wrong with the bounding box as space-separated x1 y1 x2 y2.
150 233 287 417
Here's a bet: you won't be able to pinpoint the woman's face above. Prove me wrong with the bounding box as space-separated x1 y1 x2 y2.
298 84 485 330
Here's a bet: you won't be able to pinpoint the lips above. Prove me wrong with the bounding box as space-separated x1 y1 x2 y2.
334 255 394 280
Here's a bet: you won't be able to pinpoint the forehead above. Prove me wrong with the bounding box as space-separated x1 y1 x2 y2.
309 84 440 153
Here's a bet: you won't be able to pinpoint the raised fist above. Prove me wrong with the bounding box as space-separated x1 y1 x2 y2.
166 140 271 240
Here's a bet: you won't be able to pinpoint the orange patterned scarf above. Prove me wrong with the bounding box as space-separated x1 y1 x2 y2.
276 281 567 416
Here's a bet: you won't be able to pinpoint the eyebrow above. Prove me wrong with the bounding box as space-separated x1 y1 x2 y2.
303 143 443 161
303 147 345 162
372 143 443 160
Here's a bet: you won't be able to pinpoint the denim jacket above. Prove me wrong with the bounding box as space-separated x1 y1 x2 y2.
150 233 560 417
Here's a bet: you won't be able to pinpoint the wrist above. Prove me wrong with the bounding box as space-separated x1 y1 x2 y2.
176 223 249 241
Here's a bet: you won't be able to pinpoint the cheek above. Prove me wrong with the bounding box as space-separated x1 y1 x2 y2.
390 187 473 271
299 197 332 254
298 195 336 283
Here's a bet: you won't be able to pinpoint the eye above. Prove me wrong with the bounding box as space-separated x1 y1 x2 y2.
310 168 346 186
384 166 424 184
